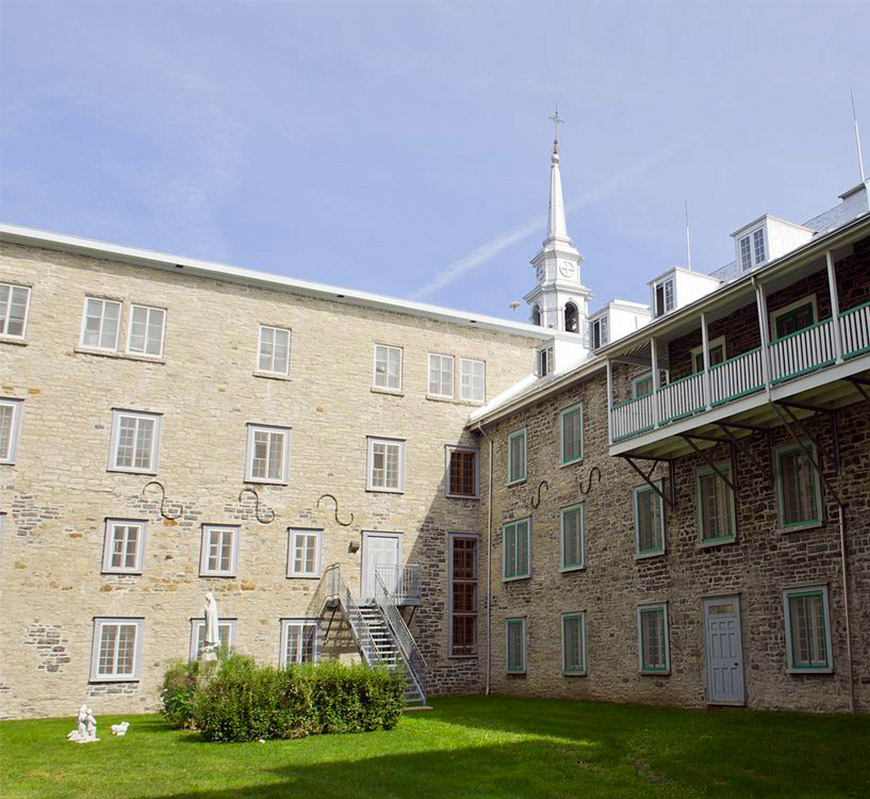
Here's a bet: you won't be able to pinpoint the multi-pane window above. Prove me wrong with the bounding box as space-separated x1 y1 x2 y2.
447 447 478 498
507 428 527 485
0 283 30 338
562 613 587 675
697 464 735 544
505 617 527 674
773 299 815 340
560 403 583 465
0 398 22 464
692 339 726 373
287 528 322 578
459 359 486 402
246 425 290 484
638 603 670 673
753 228 767 265
81 297 122 351
784 587 832 672
739 235 753 271
560 504 585 571
127 305 166 357
367 437 405 492
740 228 767 271
775 444 822 529
199 525 239 577
536 345 554 377
258 326 291 375
280 619 319 666
654 278 675 317
189 619 235 661
450 535 478 656
632 372 653 399
90 618 142 681
428 354 454 398
109 410 161 473
634 484 665 556
102 519 146 574
590 316 609 349
373 345 402 391
503 518 531 580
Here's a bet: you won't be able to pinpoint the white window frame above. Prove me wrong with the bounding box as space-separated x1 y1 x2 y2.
189 618 236 662
505 617 527 674
108 410 162 475
279 618 321 666
286 528 323 578
459 358 486 403
536 345 554 377
445 445 479 499
126 304 167 358
503 517 531 581
653 277 675 317
80 297 123 352
561 611 587 676
366 436 405 493
428 353 455 399
373 344 403 392
90 617 144 682
199 524 240 577
783 585 834 674
559 503 585 572
245 424 291 485
0 283 31 339
506 428 527 486
257 325 291 376
101 518 147 574
774 441 824 532
637 602 671 674
739 226 767 272
633 482 666 558
0 398 23 465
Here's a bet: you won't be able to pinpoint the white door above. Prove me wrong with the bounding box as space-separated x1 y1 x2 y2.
362 533 401 603
703 596 745 705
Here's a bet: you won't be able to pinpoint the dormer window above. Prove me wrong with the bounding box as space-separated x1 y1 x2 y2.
590 316 609 349
536 345 554 377
653 278 675 318
739 227 766 271
564 302 579 333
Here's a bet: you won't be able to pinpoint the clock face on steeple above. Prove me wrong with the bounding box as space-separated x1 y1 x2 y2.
536 265 544 281
559 261 574 278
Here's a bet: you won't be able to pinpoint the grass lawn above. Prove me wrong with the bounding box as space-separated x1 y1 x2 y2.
2 695 868 799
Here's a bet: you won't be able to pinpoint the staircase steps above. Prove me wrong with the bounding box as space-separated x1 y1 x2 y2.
358 604 425 706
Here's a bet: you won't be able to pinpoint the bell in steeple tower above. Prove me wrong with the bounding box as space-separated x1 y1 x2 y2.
524 109 592 339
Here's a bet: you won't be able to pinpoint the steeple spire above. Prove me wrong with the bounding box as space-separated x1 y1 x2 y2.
546 107 570 244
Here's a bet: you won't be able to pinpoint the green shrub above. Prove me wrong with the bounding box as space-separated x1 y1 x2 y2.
181 658 405 742
160 659 199 729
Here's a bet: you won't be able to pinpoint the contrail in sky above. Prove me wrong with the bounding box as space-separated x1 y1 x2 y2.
410 142 682 301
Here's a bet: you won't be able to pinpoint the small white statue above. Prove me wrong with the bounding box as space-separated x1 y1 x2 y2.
111 721 130 736
202 591 221 661
68 703 99 743
84 707 99 742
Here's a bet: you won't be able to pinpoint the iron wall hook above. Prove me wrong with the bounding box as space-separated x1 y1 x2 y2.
578 466 601 496
141 480 183 521
238 488 275 524
531 480 549 509
317 494 354 527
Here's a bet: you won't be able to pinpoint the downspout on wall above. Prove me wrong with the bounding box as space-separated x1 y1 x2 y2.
474 422 494 696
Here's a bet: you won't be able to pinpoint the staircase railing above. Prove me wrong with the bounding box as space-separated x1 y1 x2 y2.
373 564 423 605
374 568 427 704
317 564 382 667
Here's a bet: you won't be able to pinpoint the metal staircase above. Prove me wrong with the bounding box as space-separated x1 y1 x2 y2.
315 564 427 706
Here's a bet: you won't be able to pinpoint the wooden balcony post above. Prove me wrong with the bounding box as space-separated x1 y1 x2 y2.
826 250 844 364
753 278 772 392
606 358 614 444
651 337 661 427
701 312 711 410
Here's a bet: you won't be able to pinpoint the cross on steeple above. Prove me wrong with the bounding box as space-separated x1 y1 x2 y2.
549 107 564 152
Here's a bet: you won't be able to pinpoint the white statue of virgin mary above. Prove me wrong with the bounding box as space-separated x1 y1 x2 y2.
203 592 220 660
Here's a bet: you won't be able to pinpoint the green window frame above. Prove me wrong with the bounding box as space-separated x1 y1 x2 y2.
774 443 823 530
773 301 815 340
507 428 527 485
560 504 585 571
634 483 665 557
632 372 653 399
696 462 736 544
505 617 527 674
503 518 531 580
693 344 725 373
560 403 583 466
637 603 670 674
561 613 586 675
783 587 833 673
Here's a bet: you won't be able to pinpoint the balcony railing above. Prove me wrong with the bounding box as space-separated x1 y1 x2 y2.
611 299 870 443
374 564 422 606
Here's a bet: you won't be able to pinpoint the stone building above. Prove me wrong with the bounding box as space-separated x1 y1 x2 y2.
2 133 869 718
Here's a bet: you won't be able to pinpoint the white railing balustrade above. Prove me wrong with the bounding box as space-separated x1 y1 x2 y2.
375 564 422 605
611 394 655 442
840 301 870 358
769 319 836 384
658 372 705 423
709 347 764 406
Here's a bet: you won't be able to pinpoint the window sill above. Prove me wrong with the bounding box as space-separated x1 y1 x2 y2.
639 669 671 676
426 393 456 403
560 457 583 469
199 573 238 579
562 670 587 677
244 478 289 487
286 574 321 580
75 346 165 365
0 336 28 347
101 570 143 577
779 520 824 534
560 564 586 573
697 537 736 549
786 667 833 675
448 653 479 660
89 677 140 684
506 478 527 488
253 370 292 382
635 550 666 561
107 467 158 476
503 574 531 583
365 487 404 495
446 492 480 501
371 386 403 396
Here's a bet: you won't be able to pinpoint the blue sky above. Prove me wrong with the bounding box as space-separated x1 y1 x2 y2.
2 1 868 320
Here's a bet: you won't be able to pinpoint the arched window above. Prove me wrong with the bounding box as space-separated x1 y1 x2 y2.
531 305 542 326
564 302 579 333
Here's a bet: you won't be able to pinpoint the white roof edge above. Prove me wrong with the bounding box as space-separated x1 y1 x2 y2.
647 265 721 287
591 298 652 317
730 213 814 238
0 222 554 340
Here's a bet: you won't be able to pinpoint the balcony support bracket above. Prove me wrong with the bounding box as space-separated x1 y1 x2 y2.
619 455 673 510
847 376 870 405
776 400 840 475
679 434 739 494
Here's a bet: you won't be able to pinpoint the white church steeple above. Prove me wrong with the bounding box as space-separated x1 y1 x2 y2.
524 110 591 338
